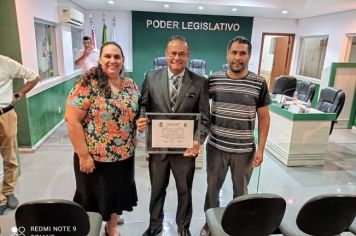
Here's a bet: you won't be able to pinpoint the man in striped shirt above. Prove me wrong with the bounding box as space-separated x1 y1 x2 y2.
201 36 271 235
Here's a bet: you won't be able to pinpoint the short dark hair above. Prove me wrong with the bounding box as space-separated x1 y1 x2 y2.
83 36 91 41
166 35 189 51
227 36 252 54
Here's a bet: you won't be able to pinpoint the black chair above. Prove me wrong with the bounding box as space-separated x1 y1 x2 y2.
279 193 356 236
296 80 316 102
349 218 356 234
271 76 297 97
316 87 345 134
152 56 167 70
15 199 102 236
206 193 286 236
221 63 229 71
189 59 206 75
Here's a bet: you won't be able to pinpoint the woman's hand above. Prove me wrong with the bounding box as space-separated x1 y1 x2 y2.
136 117 147 132
79 154 95 174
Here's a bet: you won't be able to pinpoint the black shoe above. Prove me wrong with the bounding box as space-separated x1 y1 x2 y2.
142 225 163 236
178 228 191 236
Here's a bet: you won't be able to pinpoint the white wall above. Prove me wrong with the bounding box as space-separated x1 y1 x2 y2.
83 10 133 71
82 15 298 75
292 10 356 88
15 0 59 72
14 0 85 76
250 18 298 73
14 2 356 84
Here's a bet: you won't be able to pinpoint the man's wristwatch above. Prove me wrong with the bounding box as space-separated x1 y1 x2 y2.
14 93 20 99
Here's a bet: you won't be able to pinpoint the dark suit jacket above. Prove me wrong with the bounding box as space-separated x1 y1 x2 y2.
139 67 210 156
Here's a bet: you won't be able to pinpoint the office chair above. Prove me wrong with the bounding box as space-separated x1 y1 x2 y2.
316 87 345 134
188 59 206 75
271 76 297 97
206 193 286 236
152 56 167 70
221 63 229 71
296 80 316 102
15 199 102 236
279 193 356 236
349 218 356 234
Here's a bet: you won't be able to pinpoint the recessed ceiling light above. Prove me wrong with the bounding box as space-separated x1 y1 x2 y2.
282 10 288 14
163 4 170 8
198 6 204 10
232 8 238 12
108 0 114 4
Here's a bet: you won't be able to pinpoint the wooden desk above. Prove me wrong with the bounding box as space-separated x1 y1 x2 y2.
266 103 336 166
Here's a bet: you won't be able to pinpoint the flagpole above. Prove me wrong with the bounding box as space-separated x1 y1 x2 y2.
102 13 108 44
111 16 116 43
89 13 97 48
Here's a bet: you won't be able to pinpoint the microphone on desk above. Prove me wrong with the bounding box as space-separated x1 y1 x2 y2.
276 87 297 108
282 87 297 96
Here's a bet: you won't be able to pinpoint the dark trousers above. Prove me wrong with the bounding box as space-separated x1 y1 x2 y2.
204 143 254 211
148 154 195 231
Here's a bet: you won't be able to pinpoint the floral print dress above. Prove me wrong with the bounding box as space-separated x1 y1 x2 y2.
67 77 140 162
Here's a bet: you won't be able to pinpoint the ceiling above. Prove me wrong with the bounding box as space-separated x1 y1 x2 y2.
71 0 356 19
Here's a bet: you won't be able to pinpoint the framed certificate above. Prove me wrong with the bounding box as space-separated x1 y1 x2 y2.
145 113 201 154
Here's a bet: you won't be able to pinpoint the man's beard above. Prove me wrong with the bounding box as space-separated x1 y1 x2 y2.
230 64 245 73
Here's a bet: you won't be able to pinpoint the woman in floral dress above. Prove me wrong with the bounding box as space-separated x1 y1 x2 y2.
65 42 139 236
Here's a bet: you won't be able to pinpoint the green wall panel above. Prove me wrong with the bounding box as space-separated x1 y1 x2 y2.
132 11 253 88
26 77 78 146
0 0 22 61
13 80 32 146
0 0 32 146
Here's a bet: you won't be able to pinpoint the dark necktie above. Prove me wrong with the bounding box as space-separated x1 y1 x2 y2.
170 75 180 111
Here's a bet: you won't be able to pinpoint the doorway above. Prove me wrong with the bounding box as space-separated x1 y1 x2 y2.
345 34 356 62
258 33 295 90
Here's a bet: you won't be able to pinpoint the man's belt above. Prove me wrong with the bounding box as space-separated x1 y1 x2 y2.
0 105 14 115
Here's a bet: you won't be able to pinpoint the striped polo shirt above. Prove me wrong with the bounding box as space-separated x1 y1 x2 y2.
207 71 271 153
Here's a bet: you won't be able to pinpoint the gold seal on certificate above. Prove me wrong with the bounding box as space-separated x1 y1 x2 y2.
145 113 201 154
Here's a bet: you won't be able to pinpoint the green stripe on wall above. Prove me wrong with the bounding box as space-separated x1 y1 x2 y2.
25 77 78 147
0 0 22 61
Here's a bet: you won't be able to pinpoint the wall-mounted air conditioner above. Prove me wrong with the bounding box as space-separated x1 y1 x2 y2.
58 5 84 27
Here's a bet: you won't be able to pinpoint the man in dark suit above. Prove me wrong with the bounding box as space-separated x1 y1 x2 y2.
137 35 209 236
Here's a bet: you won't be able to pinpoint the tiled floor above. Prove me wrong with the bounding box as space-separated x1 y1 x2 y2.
1 123 356 235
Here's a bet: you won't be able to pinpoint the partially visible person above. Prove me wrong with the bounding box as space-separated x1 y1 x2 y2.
65 42 139 236
75 36 99 71
200 36 271 235
137 35 210 236
0 55 40 215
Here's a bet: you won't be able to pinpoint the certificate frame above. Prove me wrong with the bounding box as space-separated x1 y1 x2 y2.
145 112 201 154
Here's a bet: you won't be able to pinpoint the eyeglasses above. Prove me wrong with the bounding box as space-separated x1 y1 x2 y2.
168 51 188 58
